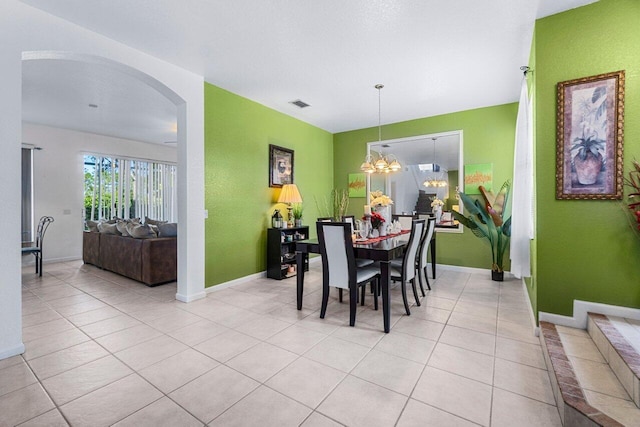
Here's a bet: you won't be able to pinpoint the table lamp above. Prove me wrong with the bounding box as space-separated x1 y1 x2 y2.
277 184 302 227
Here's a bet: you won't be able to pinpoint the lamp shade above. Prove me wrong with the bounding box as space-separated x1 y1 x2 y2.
277 184 302 204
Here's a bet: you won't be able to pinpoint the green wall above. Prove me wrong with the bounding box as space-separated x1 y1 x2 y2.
333 104 518 270
535 0 640 315
204 83 333 287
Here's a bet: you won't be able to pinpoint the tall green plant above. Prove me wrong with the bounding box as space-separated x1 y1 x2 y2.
452 180 512 272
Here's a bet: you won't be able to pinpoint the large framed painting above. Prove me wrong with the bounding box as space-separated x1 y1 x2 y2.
556 71 625 200
269 144 294 188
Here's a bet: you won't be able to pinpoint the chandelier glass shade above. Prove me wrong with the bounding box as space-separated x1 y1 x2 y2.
361 84 401 174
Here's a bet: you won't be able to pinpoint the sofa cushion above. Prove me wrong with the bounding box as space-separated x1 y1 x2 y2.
145 217 167 226
127 223 157 239
116 220 131 237
158 222 177 237
85 220 100 232
98 222 121 235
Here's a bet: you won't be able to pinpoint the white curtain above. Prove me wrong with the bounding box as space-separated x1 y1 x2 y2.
510 77 534 278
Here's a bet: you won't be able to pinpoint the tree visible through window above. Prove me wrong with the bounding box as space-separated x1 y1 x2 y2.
83 155 177 222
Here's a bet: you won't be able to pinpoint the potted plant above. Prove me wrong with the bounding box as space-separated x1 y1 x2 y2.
292 203 303 227
572 134 604 185
452 180 512 281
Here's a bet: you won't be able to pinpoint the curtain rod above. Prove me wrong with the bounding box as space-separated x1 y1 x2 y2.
520 65 531 76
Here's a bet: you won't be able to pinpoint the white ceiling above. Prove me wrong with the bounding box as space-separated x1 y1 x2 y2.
20 0 598 141
22 59 177 145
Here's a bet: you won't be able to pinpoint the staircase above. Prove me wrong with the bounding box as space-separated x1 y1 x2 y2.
539 313 640 426
414 190 435 215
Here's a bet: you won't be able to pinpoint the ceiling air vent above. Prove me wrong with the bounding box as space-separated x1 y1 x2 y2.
289 99 310 109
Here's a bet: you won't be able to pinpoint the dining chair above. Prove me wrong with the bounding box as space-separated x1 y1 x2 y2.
22 216 54 277
317 217 333 222
389 219 425 315
342 215 374 268
392 214 416 231
416 216 436 295
317 221 380 326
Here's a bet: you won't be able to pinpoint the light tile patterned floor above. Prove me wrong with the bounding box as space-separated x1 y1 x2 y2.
0 260 563 426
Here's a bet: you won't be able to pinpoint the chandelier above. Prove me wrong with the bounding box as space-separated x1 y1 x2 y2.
361 84 401 174
423 137 447 187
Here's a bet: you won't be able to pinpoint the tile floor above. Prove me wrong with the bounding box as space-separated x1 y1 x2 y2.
0 260 563 426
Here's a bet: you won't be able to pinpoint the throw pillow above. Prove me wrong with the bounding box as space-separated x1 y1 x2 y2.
85 220 100 232
98 222 120 235
145 216 168 226
116 220 131 237
158 222 178 237
126 223 157 239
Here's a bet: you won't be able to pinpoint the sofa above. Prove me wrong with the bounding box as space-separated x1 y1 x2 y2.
83 232 177 286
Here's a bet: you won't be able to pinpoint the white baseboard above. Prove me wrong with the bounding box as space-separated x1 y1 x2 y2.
175 291 207 303
205 271 267 293
520 277 540 337
437 263 515 280
22 255 81 266
539 300 640 329
0 343 25 360
204 256 322 294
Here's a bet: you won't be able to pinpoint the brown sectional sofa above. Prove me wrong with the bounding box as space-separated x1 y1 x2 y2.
83 232 177 286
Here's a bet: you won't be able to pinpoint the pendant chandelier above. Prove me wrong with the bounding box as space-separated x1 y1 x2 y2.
360 84 401 174
423 137 448 187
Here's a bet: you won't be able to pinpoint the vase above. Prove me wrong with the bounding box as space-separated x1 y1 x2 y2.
294 219 303 227
574 152 602 185
434 207 442 224
379 225 387 237
491 270 504 282
373 205 390 225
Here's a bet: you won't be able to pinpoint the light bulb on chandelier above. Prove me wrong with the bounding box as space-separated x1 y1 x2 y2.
360 84 402 174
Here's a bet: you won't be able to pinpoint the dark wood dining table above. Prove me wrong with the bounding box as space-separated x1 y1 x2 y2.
295 234 411 333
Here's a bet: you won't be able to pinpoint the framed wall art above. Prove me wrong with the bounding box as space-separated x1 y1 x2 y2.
348 173 366 197
269 144 294 188
464 163 493 195
556 70 625 200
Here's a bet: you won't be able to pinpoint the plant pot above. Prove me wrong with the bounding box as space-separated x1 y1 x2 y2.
491 270 504 282
574 153 602 185
294 219 303 227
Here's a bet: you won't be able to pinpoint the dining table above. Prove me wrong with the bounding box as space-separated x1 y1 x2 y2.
295 232 411 333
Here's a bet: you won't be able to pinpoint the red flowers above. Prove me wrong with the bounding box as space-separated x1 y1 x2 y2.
363 211 385 228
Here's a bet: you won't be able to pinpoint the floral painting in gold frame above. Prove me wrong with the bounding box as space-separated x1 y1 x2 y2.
556 70 625 200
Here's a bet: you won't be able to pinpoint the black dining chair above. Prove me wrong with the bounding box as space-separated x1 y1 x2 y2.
389 219 425 315
342 215 374 268
317 221 380 326
317 217 333 222
416 216 436 294
22 216 54 277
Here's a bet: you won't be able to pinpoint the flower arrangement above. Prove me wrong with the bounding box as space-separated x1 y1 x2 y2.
430 197 444 209
363 211 385 229
370 191 393 207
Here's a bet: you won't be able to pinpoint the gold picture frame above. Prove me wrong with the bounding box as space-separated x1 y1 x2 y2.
556 70 625 200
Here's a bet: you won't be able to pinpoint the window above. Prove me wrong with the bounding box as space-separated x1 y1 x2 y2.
84 155 177 222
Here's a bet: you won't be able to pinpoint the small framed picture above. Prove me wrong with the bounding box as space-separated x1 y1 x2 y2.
556 71 625 200
269 144 294 188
